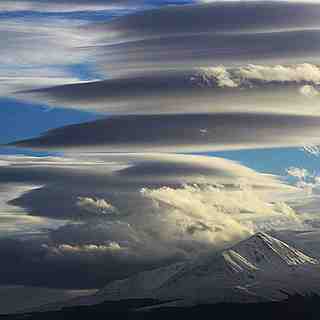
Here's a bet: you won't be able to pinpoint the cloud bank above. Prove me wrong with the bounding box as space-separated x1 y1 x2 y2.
20 63 320 115
0 153 304 288
10 113 320 152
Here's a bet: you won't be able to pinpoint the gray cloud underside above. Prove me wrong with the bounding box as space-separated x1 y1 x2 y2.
91 2 320 41
20 66 320 114
92 30 320 75
4 1 320 97
79 2 320 76
0 153 280 193
10 113 320 152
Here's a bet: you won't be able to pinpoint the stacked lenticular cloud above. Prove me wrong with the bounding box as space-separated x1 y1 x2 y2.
1 0 320 301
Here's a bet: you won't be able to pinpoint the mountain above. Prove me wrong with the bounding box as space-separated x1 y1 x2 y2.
94 232 319 305
31 233 320 312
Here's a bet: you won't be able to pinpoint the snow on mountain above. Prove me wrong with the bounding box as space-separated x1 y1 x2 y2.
94 232 319 304
228 232 318 269
32 233 320 311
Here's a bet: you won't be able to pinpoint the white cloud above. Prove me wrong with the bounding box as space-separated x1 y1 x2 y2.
287 167 310 180
191 66 238 88
299 85 319 97
0 1 145 12
194 64 320 89
76 197 119 215
139 184 303 247
46 242 123 256
302 144 320 156
236 64 320 84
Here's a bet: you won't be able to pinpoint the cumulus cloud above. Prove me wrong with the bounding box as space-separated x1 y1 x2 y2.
236 63 320 84
286 166 320 193
299 85 319 97
46 242 123 256
191 66 239 88
0 153 311 290
76 197 119 216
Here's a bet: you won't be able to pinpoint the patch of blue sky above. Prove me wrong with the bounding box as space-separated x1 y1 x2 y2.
65 63 103 82
0 97 104 145
0 146 58 157
0 10 127 21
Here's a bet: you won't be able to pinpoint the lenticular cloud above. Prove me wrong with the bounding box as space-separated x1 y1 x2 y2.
2 0 320 294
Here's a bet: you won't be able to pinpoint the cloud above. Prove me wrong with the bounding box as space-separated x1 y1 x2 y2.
76 2 320 76
236 64 320 84
92 1 320 42
46 242 123 255
76 197 119 216
299 85 319 98
2 1 320 98
19 64 320 115
0 18 97 98
9 113 320 152
0 153 308 289
0 0 147 12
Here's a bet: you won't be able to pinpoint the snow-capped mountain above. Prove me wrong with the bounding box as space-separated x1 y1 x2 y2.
33 233 320 311
93 232 320 305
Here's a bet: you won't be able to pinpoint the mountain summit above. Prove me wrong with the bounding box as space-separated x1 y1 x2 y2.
92 232 319 305
227 232 318 269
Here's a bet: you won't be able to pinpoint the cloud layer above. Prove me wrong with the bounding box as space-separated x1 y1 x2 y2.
20 64 320 115
0 153 303 289
10 113 320 152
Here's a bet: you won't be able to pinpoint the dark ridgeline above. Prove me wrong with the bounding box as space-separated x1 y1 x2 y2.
1 294 320 320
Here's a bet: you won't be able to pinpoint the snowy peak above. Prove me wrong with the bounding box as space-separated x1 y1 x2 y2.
228 232 318 269
39 233 320 310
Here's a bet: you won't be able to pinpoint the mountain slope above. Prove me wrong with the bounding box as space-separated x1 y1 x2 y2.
32 232 320 312
95 232 319 304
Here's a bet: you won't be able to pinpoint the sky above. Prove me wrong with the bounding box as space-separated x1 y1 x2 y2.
2 0 320 314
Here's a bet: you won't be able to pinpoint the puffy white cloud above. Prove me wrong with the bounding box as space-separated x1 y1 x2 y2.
299 85 319 97
236 64 320 84
46 242 123 256
287 167 310 180
76 197 119 216
191 66 238 88
286 166 320 193
140 184 303 243
302 144 320 156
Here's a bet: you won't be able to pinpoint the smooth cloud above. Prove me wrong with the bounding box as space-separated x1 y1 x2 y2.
9 113 320 152
20 64 320 115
